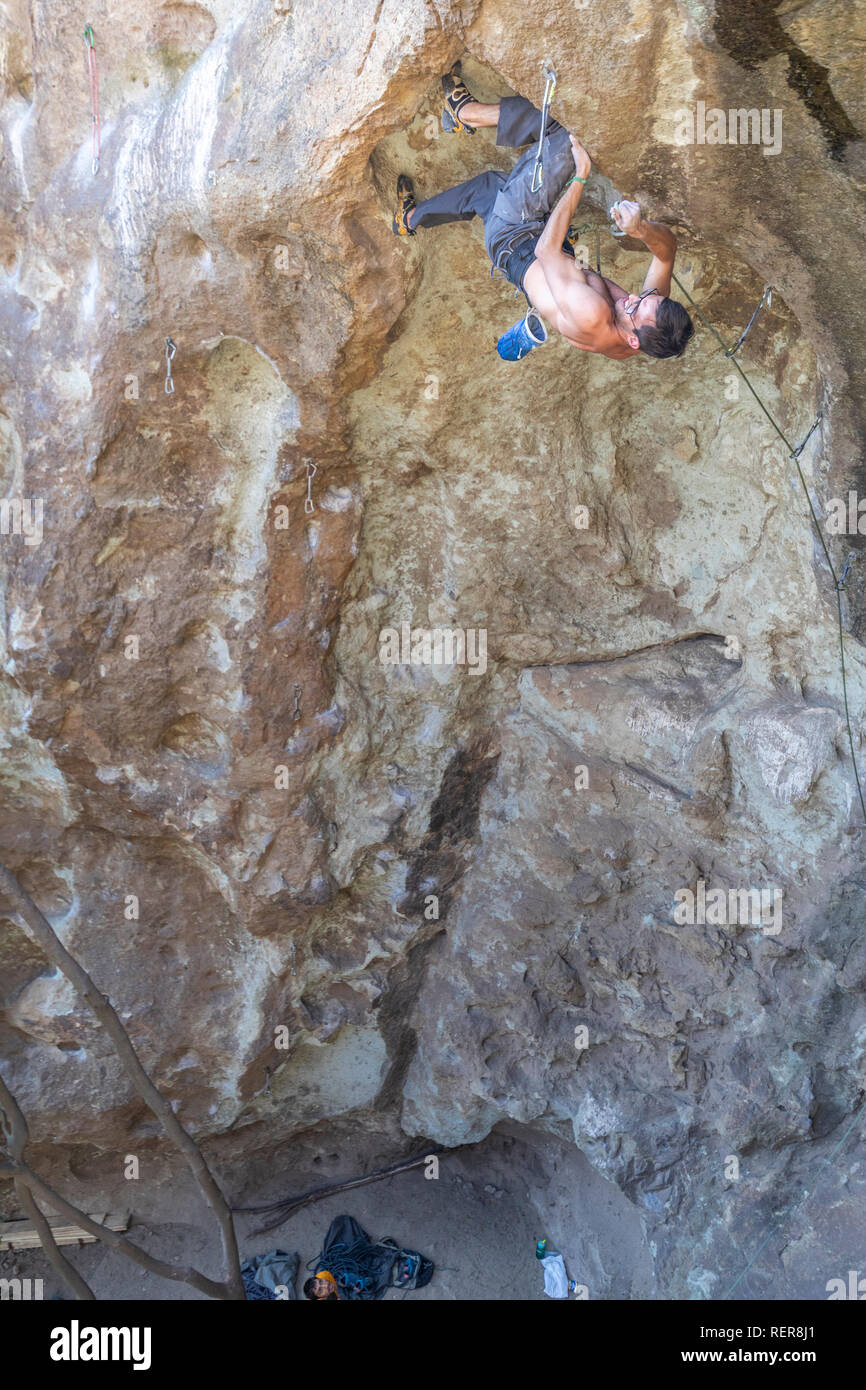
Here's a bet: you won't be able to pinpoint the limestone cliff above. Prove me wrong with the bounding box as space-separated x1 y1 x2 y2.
1 0 865 1298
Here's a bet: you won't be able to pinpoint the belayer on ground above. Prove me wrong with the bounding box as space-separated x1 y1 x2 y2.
241 1214 433 1300
303 1214 434 1300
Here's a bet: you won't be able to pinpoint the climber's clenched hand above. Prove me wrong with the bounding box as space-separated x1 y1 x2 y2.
610 199 643 235
570 135 592 181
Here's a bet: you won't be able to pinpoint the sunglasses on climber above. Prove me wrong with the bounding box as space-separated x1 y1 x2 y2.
622 288 661 318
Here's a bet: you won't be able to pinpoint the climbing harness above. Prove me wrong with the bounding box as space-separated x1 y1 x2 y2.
725 284 772 358
164 337 176 394
530 63 557 194
83 25 100 176
304 458 317 513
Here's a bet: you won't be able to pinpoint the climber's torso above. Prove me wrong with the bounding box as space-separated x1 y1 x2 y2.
523 260 640 360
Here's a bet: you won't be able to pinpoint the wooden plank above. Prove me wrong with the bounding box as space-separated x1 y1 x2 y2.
0 1211 128 1251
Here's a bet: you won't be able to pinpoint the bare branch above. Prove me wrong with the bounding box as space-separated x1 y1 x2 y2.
2 1156 232 1300
236 1147 445 1233
0 863 244 1300
0 1071 95 1300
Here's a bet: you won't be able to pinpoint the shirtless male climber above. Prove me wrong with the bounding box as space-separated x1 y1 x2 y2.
392 64 694 361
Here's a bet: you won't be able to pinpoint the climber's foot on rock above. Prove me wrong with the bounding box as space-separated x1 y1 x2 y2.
442 60 477 134
393 173 417 236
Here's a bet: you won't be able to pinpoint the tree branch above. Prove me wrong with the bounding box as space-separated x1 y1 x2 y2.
0 1071 95 1300
0 863 244 1300
1 1156 232 1300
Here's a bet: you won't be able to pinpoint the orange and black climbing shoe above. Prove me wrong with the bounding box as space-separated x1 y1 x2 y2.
441 60 476 135
392 173 417 236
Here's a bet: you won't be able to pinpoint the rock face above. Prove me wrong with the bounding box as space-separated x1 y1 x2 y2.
1 1 866 1297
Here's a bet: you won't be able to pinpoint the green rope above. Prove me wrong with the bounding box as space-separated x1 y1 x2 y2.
638 248 866 1294
670 268 866 827
671 272 836 576
567 217 866 1293
564 222 866 823
722 1089 866 1299
667 266 866 1296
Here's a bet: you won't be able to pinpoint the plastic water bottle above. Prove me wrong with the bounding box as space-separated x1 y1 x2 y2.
535 1239 547 1260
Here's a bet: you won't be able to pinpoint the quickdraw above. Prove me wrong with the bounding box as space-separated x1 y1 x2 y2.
725 284 772 358
837 553 856 593
83 25 100 176
530 63 556 194
791 410 822 459
164 337 176 395
304 458 317 514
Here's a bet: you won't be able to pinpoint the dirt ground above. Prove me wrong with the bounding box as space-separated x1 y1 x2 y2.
1 1122 653 1301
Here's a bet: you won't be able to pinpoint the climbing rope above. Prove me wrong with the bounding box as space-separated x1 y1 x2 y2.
668 267 866 827
569 217 866 826
581 223 866 1284
723 1087 866 1298
669 267 866 1295
566 210 866 1292
83 25 100 176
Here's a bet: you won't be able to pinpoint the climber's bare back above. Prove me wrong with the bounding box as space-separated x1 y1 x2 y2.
523 260 639 359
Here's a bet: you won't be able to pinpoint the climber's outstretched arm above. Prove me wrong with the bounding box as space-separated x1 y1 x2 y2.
534 137 609 340
611 200 677 296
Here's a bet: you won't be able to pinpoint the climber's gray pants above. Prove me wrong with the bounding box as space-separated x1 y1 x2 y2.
409 94 576 273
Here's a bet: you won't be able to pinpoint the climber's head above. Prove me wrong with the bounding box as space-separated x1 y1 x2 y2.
304 1273 339 1300
616 291 694 358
